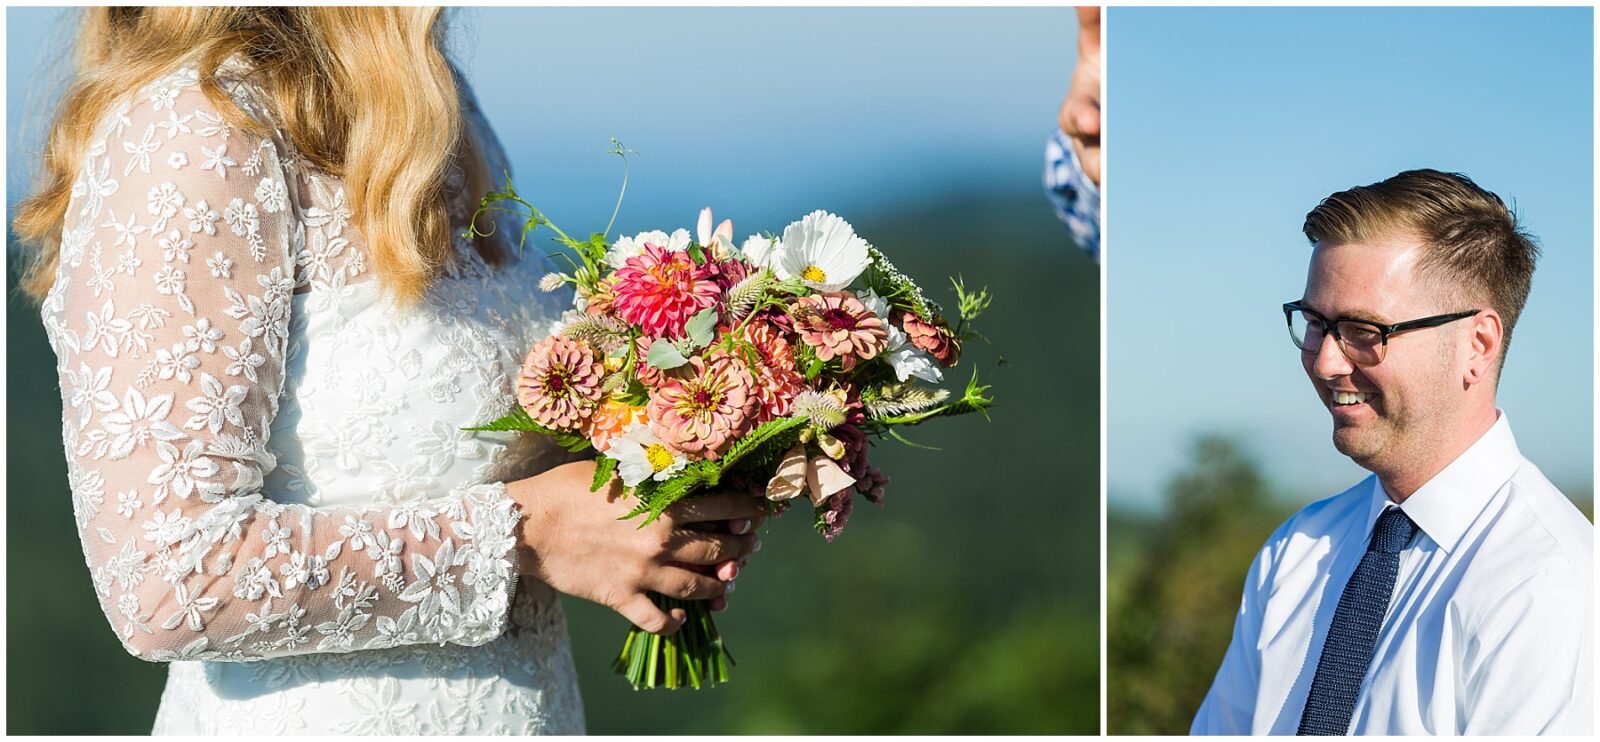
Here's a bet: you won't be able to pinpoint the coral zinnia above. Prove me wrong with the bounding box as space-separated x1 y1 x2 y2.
897 311 961 367
518 336 606 430
583 398 648 453
742 319 807 422
791 291 888 371
611 243 720 339
647 353 755 459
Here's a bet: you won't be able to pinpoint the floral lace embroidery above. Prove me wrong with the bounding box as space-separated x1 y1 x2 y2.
44 64 584 733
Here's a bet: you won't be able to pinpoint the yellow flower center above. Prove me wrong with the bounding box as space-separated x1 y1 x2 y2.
802 265 828 283
645 444 675 473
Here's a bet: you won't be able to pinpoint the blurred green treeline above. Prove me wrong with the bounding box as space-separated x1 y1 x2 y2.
7 189 1101 734
1107 435 1593 735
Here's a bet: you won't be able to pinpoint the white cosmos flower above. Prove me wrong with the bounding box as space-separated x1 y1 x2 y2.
740 234 780 268
858 288 889 319
859 290 940 382
605 424 688 487
775 210 871 292
885 325 942 383
604 228 693 269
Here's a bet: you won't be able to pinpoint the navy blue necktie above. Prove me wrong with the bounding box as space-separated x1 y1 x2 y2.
1297 507 1417 736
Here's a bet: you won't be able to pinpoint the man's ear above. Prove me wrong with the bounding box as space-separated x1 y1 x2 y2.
1463 310 1503 386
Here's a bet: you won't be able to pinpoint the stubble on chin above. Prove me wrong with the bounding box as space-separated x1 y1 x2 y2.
1331 422 1385 471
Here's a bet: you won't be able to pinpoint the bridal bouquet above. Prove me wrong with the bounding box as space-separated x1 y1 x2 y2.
466 168 993 690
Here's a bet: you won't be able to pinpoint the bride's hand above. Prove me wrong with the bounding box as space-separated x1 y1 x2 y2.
507 460 766 635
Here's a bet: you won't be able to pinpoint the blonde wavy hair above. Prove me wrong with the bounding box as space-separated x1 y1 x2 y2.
13 6 499 304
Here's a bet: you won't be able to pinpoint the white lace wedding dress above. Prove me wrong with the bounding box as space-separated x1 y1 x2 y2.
41 60 586 734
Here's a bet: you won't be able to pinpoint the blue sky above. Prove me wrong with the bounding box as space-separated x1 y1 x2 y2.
8 6 1075 232
1108 7 1593 508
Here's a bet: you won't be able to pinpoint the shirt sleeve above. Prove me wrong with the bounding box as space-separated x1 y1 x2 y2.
1043 128 1101 262
1190 536 1271 735
43 73 523 662
1458 558 1594 734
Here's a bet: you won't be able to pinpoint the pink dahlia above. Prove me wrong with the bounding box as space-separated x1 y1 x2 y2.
742 319 807 422
898 311 961 367
791 291 888 372
518 336 606 430
611 243 721 339
647 353 755 459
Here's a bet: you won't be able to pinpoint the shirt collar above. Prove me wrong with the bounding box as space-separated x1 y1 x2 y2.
1368 411 1521 554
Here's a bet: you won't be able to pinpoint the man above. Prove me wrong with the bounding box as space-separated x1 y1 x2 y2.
1046 5 1101 260
1191 170 1593 735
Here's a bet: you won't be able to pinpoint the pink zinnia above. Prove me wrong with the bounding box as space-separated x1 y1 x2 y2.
791 291 888 372
742 319 807 422
647 353 755 459
518 336 606 430
611 243 721 339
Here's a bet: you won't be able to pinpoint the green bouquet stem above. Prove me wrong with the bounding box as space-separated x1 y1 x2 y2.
612 593 733 690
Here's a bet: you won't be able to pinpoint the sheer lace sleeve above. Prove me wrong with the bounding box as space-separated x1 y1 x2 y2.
42 70 523 662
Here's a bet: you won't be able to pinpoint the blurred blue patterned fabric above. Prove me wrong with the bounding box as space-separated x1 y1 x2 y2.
1044 128 1100 261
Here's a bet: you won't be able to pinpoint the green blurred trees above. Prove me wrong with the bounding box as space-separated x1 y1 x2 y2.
1107 434 1292 735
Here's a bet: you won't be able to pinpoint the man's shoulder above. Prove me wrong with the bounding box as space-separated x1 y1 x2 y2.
1268 477 1374 544
1486 459 1593 567
1252 477 1375 568
1448 459 1592 629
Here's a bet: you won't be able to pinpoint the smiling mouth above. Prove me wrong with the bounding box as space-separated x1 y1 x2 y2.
1332 391 1376 406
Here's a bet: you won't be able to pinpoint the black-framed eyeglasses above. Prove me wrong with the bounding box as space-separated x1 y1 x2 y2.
1282 301 1481 366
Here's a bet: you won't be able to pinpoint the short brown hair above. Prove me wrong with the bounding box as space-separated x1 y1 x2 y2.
1303 169 1540 366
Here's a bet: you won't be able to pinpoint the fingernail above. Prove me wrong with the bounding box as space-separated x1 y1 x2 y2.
753 537 763 553
732 519 751 535
724 580 736 594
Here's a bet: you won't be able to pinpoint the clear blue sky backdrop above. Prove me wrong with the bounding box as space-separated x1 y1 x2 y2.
8 7 1074 233
1108 7 1593 509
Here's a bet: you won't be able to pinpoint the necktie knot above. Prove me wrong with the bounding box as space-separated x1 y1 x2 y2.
1370 508 1416 555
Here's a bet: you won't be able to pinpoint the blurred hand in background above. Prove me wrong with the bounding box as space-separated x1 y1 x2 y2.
1059 6 1101 187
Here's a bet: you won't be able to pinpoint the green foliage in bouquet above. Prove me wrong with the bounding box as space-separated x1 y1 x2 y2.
864 245 940 321
463 406 593 453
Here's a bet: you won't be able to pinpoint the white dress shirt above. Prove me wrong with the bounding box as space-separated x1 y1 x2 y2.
1191 413 1593 735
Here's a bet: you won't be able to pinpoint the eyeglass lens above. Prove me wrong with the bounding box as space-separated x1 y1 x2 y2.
1288 310 1385 365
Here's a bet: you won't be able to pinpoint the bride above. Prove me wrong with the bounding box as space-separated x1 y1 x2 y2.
14 7 763 735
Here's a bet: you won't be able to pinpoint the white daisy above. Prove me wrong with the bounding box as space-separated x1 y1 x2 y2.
604 424 688 487
774 210 871 292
